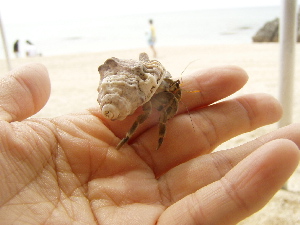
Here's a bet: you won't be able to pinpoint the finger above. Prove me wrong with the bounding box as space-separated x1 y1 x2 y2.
0 63 51 122
177 65 249 113
158 139 300 225
91 66 248 140
133 93 282 176
158 123 300 203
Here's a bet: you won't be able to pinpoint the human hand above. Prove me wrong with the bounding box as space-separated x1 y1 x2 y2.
0 64 299 225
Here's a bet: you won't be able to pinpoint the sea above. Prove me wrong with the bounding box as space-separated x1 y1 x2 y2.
1 6 281 58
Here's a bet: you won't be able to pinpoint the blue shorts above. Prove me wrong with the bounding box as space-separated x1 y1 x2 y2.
148 37 156 46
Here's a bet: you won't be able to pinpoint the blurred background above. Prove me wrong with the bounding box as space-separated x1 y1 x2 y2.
1 0 282 58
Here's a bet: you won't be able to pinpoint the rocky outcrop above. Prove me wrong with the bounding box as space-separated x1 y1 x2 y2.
252 18 279 42
252 13 300 42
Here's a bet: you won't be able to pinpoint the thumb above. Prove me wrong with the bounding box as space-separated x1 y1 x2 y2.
0 63 51 122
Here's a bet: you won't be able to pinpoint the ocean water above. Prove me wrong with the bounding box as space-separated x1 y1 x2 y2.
1 6 281 58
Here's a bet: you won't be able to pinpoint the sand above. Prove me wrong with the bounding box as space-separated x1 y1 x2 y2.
0 44 299 224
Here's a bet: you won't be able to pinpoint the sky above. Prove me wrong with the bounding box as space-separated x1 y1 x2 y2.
1 0 282 23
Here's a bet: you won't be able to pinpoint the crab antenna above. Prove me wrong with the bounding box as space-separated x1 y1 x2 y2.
180 59 201 83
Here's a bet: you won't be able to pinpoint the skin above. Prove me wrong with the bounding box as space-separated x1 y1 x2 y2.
0 63 299 225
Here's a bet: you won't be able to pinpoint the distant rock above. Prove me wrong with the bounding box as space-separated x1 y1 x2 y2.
252 13 300 42
252 18 279 42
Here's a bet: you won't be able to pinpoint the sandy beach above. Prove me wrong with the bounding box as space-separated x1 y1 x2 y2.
0 43 299 224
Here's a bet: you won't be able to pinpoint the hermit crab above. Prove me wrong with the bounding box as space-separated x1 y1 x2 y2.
97 53 181 150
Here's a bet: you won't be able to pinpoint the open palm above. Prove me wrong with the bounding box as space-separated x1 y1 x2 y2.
0 64 299 225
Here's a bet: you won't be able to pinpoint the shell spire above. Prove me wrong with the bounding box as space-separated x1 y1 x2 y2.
97 53 168 120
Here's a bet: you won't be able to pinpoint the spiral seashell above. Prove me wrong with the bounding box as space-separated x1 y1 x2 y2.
101 104 118 120
97 53 171 120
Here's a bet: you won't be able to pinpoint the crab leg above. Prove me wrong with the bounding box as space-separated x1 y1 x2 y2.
116 101 152 150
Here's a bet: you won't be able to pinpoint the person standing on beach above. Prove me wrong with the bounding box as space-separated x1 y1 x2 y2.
13 40 19 58
147 19 157 57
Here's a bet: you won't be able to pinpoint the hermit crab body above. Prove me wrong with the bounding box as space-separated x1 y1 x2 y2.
97 53 181 150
